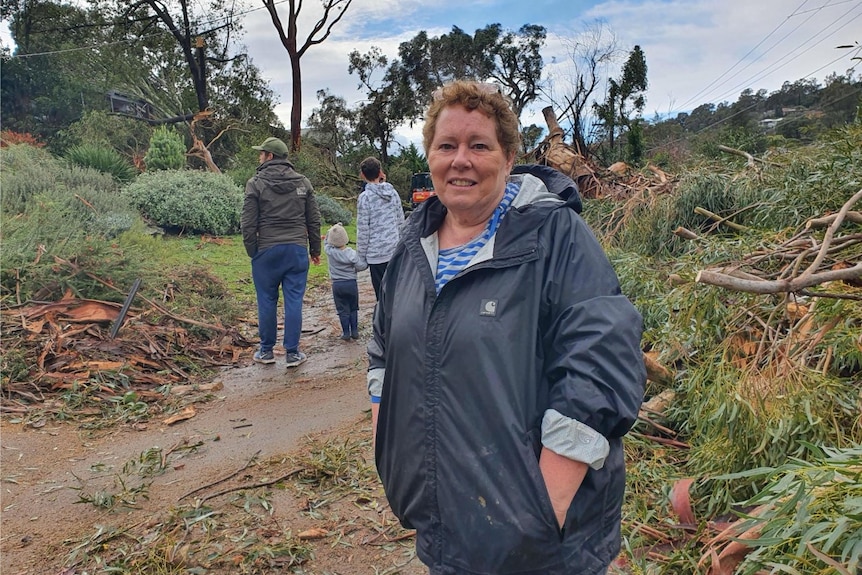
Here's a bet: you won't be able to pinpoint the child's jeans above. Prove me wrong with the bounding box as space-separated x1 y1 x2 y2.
331 279 359 337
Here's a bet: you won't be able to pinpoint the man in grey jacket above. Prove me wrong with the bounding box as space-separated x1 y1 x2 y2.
241 137 321 367
356 157 405 300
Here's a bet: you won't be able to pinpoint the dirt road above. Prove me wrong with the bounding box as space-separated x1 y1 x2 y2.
1 273 426 574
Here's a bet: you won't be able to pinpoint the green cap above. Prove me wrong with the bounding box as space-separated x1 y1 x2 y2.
252 137 289 156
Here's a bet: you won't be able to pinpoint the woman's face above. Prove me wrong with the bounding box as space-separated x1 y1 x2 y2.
427 105 515 222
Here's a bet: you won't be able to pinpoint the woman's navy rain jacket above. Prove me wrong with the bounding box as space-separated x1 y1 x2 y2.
367 165 646 575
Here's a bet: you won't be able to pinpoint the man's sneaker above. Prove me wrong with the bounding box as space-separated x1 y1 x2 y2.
284 351 307 368
340 333 351 341
253 349 276 364
350 332 359 340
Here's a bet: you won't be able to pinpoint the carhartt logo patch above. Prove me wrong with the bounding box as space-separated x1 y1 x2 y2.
479 299 498 317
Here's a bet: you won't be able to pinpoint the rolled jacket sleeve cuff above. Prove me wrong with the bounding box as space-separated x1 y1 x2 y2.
541 409 610 470
367 367 384 399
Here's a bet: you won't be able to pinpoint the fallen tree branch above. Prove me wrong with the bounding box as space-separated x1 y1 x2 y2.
674 227 700 240
644 353 674 385
718 145 758 168
799 188 862 283
805 211 862 229
178 449 261 501
696 264 862 294
199 467 304 503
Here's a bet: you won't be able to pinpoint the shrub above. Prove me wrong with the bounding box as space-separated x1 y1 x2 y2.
1 144 133 229
315 192 353 225
0 130 44 148
57 110 152 167
65 144 137 183
144 127 186 171
1 144 143 301
123 170 243 235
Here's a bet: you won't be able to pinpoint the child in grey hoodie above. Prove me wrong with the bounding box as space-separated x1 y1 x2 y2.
324 223 368 340
356 157 405 301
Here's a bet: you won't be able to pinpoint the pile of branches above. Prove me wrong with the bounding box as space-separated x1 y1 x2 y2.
1 288 253 417
693 188 862 297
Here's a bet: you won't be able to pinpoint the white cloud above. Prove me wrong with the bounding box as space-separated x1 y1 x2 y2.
588 0 862 118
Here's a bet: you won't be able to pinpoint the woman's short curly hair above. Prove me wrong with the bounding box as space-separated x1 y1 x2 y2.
422 80 521 159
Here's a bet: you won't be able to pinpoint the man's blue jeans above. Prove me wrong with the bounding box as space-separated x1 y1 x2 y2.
251 243 309 354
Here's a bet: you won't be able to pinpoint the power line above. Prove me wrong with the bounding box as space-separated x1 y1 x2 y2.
675 0 814 111
645 68 861 155
674 1 862 112
707 2 862 105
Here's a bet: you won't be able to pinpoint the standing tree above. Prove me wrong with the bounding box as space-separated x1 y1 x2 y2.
347 48 416 164
262 0 353 152
306 88 358 167
397 24 546 118
0 0 120 142
484 24 546 117
593 44 647 158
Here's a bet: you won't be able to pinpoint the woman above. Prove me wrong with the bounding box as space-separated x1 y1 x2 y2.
367 80 646 574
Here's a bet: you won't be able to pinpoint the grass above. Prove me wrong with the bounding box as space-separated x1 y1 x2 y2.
152 222 357 306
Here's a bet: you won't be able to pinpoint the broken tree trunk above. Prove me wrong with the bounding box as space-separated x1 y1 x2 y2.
539 106 594 180
531 107 601 198
187 110 222 174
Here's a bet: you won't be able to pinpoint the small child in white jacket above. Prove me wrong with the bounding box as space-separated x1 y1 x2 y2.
324 223 368 340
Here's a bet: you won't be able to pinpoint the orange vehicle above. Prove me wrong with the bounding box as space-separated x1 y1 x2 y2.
410 172 436 209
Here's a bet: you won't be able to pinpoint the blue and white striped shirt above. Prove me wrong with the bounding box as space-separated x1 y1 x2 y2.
435 182 519 293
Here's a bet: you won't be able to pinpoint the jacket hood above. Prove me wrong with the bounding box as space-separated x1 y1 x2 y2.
363 182 401 203
511 164 582 213
254 159 299 193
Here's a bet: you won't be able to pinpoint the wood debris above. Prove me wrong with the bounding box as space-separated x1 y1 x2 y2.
1 288 253 416
527 106 676 201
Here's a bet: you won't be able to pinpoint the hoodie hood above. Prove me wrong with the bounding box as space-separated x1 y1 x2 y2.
363 182 401 204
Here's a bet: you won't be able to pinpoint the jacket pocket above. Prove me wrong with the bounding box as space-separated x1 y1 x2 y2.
523 426 563 536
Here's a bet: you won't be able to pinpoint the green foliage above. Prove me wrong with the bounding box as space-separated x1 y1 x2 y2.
56 110 153 162
605 248 673 343
0 145 146 301
691 124 769 159
144 126 186 171
625 120 645 164
674 362 859 515
394 142 428 175
592 171 761 258
592 44 648 159
0 2 112 145
64 143 137 183
123 170 243 235
714 445 862 574
315 192 353 225
1 144 137 233
287 145 335 187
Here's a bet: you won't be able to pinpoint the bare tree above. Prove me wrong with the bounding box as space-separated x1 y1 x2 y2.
544 21 619 158
262 0 352 152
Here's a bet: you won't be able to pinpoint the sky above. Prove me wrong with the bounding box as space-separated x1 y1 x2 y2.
240 0 861 147
2 0 860 148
